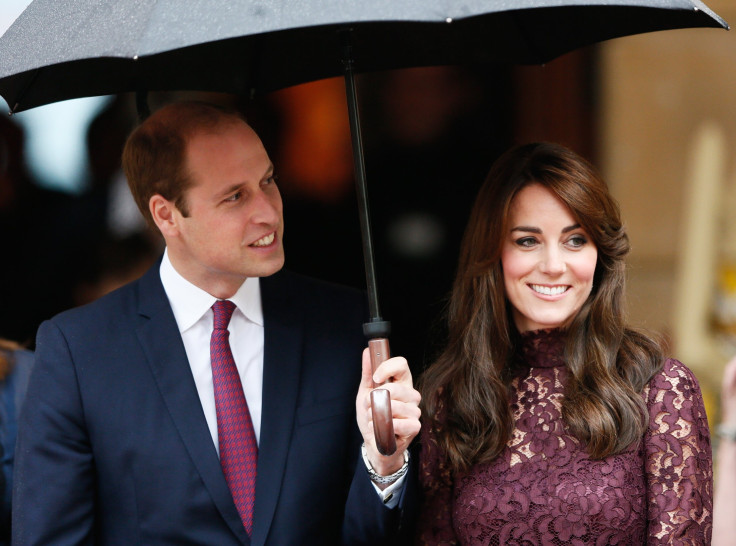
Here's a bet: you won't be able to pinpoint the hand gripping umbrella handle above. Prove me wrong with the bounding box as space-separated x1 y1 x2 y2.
368 338 397 456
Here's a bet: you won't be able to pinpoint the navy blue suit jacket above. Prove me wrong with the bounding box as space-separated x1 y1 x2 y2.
13 265 409 545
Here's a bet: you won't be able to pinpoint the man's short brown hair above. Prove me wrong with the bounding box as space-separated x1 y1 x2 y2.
122 101 245 227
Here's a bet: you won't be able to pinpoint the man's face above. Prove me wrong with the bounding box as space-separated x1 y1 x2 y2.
164 119 285 298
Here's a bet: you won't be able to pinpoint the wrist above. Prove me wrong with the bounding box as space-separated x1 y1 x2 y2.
362 440 404 475
361 443 409 486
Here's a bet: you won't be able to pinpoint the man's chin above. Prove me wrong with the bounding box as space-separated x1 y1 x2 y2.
250 255 285 278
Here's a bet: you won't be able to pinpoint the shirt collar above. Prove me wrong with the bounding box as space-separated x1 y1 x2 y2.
159 248 264 333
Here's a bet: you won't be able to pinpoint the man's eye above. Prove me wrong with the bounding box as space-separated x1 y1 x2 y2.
263 174 278 186
225 191 242 202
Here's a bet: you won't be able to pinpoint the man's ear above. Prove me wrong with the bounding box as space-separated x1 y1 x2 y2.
149 194 180 238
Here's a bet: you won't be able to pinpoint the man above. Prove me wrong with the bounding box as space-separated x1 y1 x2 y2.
13 102 420 545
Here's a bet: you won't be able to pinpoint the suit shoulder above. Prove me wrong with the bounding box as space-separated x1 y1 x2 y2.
45 276 143 332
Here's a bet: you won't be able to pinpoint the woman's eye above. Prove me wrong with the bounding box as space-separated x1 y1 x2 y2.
515 237 537 248
566 235 587 248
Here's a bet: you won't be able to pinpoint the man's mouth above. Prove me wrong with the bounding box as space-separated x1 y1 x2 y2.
251 232 275 247
530 284 568 296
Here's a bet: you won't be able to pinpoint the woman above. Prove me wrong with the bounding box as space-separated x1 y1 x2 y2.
418 142 712 544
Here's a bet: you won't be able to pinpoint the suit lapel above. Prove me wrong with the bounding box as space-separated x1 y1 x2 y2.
134 264 250 545
251 272 304 546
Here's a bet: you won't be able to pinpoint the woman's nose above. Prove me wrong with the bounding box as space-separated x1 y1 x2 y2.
539 246 565 275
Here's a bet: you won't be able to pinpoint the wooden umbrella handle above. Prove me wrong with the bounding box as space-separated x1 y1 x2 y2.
368 338 397 456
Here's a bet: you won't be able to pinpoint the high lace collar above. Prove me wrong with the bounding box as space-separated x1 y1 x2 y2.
516 328 566 369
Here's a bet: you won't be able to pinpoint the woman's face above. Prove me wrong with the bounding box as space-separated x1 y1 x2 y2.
501 183 598 333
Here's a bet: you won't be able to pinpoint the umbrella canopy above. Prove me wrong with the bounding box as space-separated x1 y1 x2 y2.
0 0 728 113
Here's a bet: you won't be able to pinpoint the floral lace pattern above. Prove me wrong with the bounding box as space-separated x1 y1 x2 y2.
417 329 713 545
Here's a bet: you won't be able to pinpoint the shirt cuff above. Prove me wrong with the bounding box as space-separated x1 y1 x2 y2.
370 473 406 508
361 444 409 508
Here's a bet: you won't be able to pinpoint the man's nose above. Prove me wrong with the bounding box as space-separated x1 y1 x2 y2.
250 190 281 225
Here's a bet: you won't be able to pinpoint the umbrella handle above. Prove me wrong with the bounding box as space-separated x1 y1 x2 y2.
368 338 397 456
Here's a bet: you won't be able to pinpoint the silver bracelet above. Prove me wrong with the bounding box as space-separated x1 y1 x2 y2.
361 442 409 485
717 424 736 442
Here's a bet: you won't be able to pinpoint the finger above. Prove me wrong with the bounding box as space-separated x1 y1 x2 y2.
391 400 422 423
360 348 374 389
361 385 420 424
365 412 421 445
365 396 420 419
373 356 412 385
359 387 378 414
392 417 421 441
363 397 421 434
371 382 421 406
364 416 420 449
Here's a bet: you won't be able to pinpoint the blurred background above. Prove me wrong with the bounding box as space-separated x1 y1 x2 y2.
1 1 736 429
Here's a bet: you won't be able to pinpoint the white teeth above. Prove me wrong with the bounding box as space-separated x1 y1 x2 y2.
531 284 567 296
252 233 275 247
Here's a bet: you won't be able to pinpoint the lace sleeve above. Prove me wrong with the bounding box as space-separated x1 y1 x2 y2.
416 411 459 545
644 358 713 544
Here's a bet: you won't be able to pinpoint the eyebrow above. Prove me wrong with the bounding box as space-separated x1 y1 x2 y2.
216 163 275 199
510 224 582 234
219 183 244 198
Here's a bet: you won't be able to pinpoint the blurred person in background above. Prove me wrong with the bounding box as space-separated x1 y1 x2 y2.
0 95 154 347
0 339 32 544
713 356 736 545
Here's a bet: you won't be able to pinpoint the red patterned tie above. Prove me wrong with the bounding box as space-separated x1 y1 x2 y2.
211 300 257 536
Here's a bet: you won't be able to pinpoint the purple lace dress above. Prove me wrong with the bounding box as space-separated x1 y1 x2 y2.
418 329 713 545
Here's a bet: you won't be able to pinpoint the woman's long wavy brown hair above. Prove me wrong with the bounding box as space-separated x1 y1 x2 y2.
420 142 664 474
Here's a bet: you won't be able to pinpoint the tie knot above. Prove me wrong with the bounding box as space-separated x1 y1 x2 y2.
212 300 236 331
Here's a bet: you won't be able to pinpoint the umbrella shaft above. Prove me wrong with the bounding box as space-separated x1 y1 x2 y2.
342 31 382 323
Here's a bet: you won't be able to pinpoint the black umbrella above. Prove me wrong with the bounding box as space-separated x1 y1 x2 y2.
0 0 728 455
0 0 729 113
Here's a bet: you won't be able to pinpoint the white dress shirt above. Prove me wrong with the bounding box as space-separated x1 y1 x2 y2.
159 249 404 505
160 249 264 450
